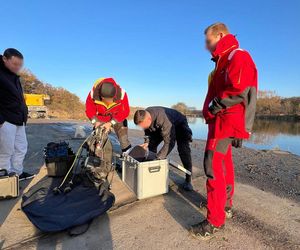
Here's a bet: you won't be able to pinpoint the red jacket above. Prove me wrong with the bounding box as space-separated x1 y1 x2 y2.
203 34 258 139
85 78 130 124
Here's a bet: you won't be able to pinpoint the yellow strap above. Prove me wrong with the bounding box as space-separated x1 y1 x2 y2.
208 70 215 86
93 77 106 88
94 100 121 110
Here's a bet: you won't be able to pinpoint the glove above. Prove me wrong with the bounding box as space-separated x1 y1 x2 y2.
101 122 112 133
232 138 243 148
202 109 215 124
208 97 225 115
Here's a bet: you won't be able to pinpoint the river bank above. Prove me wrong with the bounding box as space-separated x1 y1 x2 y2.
1 120 299 249
255 114 300 122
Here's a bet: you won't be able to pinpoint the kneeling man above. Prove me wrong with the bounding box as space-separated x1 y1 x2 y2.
134 107 193 191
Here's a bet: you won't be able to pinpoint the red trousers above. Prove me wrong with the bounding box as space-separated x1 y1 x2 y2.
203 124 235 227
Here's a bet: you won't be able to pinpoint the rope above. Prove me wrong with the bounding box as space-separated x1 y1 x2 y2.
54 126 115 191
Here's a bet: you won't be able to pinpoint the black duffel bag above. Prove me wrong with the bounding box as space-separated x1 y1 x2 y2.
21 176 115 234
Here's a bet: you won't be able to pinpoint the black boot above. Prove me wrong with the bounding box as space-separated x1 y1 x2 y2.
19 172 35 181
189 219 224 238
182 181 193 191
225 207 233 219
182 175 193 191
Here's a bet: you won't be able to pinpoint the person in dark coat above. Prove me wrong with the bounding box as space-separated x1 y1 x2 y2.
134 106 193 191
0 48 34 180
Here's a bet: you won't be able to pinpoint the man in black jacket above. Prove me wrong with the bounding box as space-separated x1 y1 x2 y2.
0 48 33 180
134 106 193 191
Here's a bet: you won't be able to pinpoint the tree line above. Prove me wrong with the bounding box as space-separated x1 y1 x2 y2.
171 91 300 119
256 91 300 116
20 69 299 121
20 69 86 120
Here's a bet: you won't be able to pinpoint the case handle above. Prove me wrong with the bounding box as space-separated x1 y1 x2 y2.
148 166 161 173
0 168 8 177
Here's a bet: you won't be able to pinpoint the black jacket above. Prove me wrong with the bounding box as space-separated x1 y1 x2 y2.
0 55 28 125
145 106 192 159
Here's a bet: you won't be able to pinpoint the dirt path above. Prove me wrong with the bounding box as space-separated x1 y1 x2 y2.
1 120 299 249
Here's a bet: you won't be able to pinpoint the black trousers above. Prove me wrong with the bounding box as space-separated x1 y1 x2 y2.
148 121 193 182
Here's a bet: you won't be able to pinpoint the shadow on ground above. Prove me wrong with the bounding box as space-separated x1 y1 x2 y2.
0 179 32 225
163 170 207 231
32 214 113 250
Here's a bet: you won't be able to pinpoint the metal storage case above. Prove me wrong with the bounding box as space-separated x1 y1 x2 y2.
0 170 19 199
122 155 169 199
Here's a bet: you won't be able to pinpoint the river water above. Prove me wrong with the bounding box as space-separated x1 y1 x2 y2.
128 118 300 156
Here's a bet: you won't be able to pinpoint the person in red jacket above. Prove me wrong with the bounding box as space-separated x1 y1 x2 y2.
85 77 131 152
190 23 258 238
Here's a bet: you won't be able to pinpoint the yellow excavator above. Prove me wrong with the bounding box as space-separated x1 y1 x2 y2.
24 94 51 119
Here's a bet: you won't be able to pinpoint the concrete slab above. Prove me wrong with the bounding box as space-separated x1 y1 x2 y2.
0 166 46 249
109 171 138 211
0 166 137 249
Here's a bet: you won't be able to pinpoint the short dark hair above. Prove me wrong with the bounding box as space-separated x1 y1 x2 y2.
99 82 116 98
134 110 146 125
204 22 229 35
3 48 23 59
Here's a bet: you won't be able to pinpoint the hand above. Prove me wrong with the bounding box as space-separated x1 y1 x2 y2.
232 138 243 148
94 122 102 128
140 143 149 150
202 109 215 123
208 98 224 115
102 122 112 133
